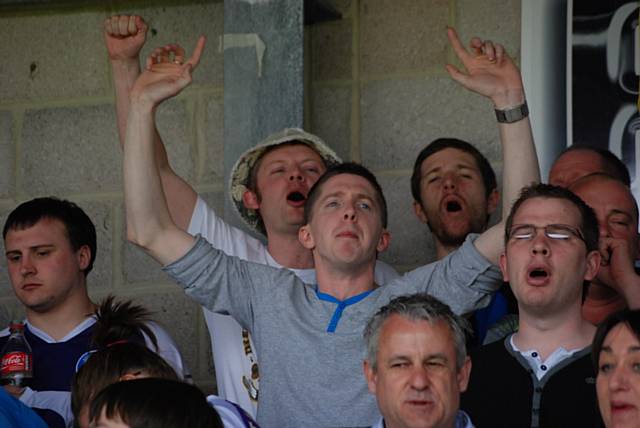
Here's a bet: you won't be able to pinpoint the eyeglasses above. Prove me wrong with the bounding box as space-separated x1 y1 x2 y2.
508 224 585 243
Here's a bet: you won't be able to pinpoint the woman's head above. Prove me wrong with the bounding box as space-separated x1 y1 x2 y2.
593 309 640 428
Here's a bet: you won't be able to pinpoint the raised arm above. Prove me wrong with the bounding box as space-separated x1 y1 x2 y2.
445 27 540 264
105 15 197 230
124 38 206 265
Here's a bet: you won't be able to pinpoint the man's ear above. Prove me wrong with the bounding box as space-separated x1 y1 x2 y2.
499 252 509 282
242 189 260 210
486 188 500 216
413 201 429 224
377 229 391 253
457 357 472 392
299 224 315 250
363 360 377 395
76 245 91 271
584 250 601 282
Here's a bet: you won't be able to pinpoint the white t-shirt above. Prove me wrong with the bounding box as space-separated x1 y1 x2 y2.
207 395 259 427
188 196 399 418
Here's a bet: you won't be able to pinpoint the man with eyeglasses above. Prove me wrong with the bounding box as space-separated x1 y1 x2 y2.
461 183 604 427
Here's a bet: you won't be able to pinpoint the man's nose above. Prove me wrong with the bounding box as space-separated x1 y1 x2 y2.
343 202 356 221
289 166 304 182
410 367 430 390
599 219 611 238
20 256 36 276
443 173 457 190
530 231 550 256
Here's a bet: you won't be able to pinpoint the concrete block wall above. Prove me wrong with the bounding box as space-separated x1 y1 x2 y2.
308 0 520 271
0 1 225 392
0 0 520 392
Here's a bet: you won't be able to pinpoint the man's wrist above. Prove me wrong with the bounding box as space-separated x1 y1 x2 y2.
110 57 141 71
495 101 529 124
129 95 156 114
491 87 525 110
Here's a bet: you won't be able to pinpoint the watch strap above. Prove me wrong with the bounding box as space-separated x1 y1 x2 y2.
495 101 529 123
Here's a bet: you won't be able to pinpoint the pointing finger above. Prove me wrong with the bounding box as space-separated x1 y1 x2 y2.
447 27 471 63
186 36 206 69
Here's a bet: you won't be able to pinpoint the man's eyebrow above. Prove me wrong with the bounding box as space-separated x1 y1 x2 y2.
424 163 477 176
300 158 323 164
262 158 287 167
388 352 449 362
388 354 411 361
320 191 376 204
354 192 375 201
263 157 323 167
319 190 346 203
456 164 477 172
6 244 54 254
425 353 449 362
608 209 634 219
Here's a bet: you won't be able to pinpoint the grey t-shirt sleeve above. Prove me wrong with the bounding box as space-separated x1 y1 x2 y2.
162 235 290 331
387 233 503 314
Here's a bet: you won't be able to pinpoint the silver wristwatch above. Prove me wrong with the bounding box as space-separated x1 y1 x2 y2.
495 101 529 123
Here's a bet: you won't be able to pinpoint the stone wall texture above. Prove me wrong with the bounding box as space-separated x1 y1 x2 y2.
0 0 521 392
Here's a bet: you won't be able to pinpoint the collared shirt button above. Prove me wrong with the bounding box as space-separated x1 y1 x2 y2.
531 352 538 358
540 364 547 371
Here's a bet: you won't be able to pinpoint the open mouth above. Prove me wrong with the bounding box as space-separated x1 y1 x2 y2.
446 200 462 212
528 268 549 280
287 191 305 203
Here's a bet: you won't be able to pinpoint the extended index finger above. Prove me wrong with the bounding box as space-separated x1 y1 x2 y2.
447 27 471 63
186 36 207 69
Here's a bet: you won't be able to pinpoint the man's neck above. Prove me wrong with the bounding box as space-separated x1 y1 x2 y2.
314 258 376 301
265 231 315 269
435 241 456 260
586 281 620 301
435 239 466 261
26 289 96 341
582 282 626 325
515 304 595 360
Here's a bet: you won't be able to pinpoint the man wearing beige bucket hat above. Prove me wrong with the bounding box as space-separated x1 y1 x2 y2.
104 15 399 418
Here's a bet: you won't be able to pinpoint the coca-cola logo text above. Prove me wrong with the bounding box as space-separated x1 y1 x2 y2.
1 352 31 374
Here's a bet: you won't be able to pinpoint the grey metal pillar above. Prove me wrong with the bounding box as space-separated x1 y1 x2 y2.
223 0 304 233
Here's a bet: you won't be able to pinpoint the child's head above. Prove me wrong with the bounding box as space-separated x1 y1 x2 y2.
89 378 222 428
71 297 178 428
72 342 178 427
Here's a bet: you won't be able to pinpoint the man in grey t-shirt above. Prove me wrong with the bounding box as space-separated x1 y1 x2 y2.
123 29 539 427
